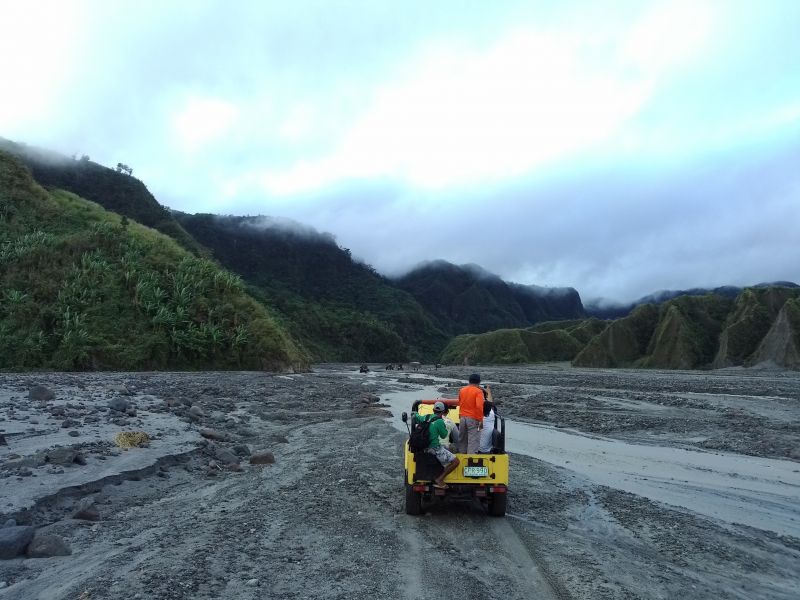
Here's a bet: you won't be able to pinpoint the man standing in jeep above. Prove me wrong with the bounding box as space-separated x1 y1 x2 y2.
458 373 487 453
413 401 460 489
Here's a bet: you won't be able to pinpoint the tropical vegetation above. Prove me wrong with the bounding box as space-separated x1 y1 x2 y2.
0 151 307 371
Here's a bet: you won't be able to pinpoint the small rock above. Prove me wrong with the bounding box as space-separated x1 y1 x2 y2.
188 406 204 418
26 533 72 558
28 385 55 402
246 578 259 587
73 499 100 521
111 384 131 396
108 398 129 413
214 448 239 466
233 444 251 457
269 435 289 444
61 419 77 429
0 434 6 446
2 519 16 528
68 431 80 438
199 429 228 442
250 451 275 465
0 525 35 559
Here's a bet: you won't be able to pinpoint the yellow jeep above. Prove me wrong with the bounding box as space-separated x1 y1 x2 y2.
401 398 508 516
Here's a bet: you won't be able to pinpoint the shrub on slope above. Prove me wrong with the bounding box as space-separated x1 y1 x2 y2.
440 321 587 365
0 152 307 371
572 304 660 367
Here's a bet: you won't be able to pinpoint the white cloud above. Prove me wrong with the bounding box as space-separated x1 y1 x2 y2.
0 0 84 132
171 96 239 152
255 2 723 196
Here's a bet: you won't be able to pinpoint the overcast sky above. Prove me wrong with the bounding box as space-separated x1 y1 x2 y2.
2 0 799 302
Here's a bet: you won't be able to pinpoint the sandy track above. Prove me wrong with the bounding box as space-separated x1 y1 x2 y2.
1 366 799 599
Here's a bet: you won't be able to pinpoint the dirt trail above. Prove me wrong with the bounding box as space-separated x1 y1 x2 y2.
1 366 799 599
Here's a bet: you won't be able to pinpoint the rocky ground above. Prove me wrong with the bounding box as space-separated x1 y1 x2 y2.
1 365 798 599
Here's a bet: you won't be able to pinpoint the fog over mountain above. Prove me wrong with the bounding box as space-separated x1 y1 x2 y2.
2 0 799 303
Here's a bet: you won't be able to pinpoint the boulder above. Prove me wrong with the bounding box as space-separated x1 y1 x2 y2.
250 451 275 465
0 526 35 559
26 533 71 558
28 385 55 402
108 398 129 413
46 448 79 466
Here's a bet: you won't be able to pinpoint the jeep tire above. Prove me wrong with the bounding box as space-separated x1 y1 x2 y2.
405 483 422 515
488 493 507 517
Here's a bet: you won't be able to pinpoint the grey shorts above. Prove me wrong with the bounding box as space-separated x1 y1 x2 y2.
425 445 456 466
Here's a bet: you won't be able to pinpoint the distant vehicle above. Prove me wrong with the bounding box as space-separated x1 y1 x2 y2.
401 399 508 516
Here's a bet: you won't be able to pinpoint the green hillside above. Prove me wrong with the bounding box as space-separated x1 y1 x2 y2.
446 290 799 370
174 213 448 361
573 291 799 369
0 151 307 371
440 318 604 365
395 261 585 336
713 287 798 367
0 138 204 255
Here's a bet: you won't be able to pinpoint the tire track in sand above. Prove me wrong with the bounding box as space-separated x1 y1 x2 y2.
490 516 572 600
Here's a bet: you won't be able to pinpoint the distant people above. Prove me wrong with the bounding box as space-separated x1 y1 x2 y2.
479 387 497 453
359 364 369 373
413 401 459 489
458 373 485 454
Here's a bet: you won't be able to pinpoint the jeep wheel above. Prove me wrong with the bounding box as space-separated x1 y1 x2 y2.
488 493 507 517
405 483 422 515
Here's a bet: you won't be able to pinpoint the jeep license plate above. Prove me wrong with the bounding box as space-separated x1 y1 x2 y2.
463 466 489 477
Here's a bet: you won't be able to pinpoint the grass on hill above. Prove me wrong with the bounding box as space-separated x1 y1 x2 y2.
0 151 308 371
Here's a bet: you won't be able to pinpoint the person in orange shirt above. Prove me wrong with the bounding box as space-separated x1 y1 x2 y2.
458 373 490 453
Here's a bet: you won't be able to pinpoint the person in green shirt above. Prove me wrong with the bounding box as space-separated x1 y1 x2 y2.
413 401 460 489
